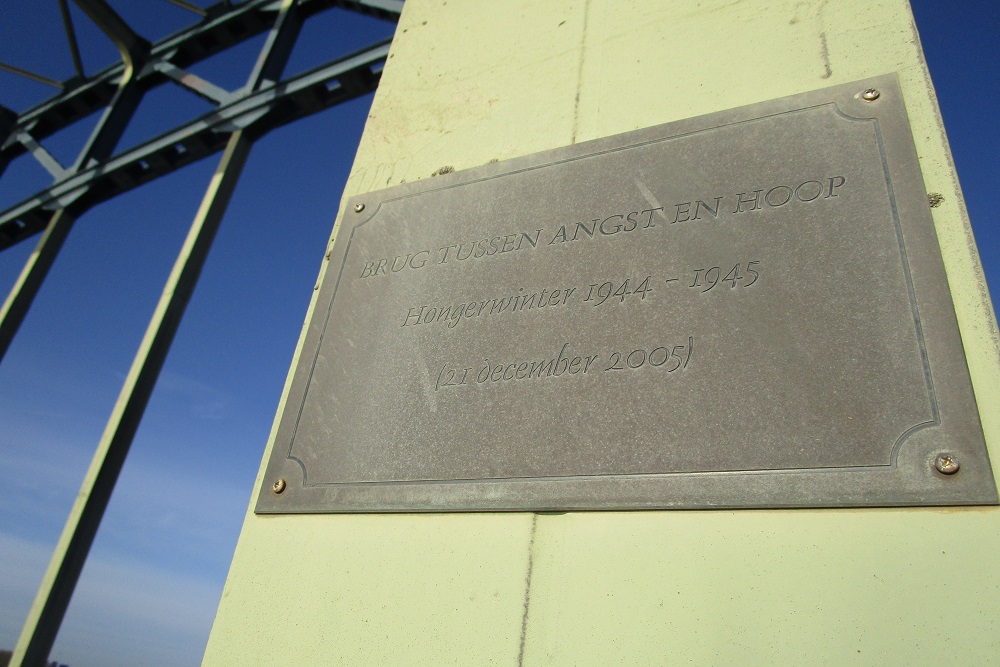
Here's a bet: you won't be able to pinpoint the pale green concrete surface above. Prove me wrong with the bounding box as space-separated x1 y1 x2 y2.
204 1 1000 664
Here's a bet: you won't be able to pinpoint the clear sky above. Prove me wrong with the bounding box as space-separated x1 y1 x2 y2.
0 2 997 665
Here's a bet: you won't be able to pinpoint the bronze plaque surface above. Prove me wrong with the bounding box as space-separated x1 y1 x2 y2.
256 75 997 512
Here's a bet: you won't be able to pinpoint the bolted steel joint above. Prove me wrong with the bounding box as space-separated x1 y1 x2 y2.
861 88 880 101
354 202 365 213
934 453 960 475
272 478 287 494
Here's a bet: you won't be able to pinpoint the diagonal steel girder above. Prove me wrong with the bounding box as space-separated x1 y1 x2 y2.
0 38 391 250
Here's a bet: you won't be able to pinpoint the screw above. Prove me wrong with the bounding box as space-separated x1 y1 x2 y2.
934 454 960 475
354 202 365 213
272 478 287 494
861 88 880 102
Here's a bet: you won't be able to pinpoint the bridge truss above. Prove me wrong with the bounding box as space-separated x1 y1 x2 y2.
0 1 401 663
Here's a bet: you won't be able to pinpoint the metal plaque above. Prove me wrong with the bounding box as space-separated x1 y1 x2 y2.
257 74 997 513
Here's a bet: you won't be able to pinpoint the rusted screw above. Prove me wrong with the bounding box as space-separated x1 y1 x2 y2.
354 202 365 213
272 478 287 494
861 88 880 102
934 454 960 475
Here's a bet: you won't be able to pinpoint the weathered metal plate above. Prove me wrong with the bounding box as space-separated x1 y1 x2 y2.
257 74 997 512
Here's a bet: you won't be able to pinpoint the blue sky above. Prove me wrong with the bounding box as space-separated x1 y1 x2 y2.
0 2 997 665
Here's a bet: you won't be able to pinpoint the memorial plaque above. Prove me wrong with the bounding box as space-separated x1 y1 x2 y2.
256 74 997 512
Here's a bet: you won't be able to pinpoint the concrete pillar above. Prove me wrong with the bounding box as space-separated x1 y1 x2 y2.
204 1 1000 663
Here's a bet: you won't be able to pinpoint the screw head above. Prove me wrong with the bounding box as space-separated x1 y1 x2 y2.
272 478 287 494
861 88 880 101
934 454 960 475
354 202 365 213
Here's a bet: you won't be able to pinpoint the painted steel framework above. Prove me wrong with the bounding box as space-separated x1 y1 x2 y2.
0 1 401 664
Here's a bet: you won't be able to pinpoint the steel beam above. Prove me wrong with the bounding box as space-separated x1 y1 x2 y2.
0 63 63 90
247 0 304 88
0 104 17 180
0 210 77 362
58 0 87 79
150 60 236 105
72 0 149 70
164 0 209 17
15 131 68 180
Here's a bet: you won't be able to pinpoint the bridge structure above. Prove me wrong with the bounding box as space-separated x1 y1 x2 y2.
0 1 401 664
